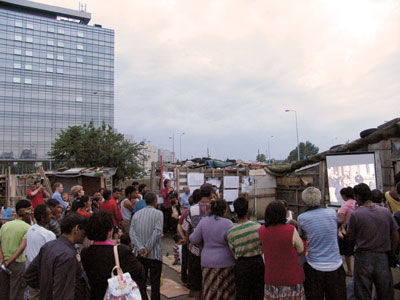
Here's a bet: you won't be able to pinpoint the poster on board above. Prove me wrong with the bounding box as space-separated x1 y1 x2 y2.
241 176 254 193
224 176 240 189
326 153 376 206
206 177 221 188
163 172 174 187
223 189 239 202
188 186 201 194
187 173 204 186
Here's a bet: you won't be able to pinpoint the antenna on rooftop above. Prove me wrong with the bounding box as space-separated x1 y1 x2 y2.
79 2 87 12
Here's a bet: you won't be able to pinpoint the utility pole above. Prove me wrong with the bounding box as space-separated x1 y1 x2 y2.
179 132 185 161
169 133 175 163
285 110 300 161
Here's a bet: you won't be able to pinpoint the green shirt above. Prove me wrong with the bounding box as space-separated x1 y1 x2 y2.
227 220 262 259
0 219 30 262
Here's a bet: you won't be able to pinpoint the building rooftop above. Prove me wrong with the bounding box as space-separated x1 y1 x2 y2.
0 0 91 24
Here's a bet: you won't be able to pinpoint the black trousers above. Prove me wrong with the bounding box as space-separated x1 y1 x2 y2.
303 262 346 300
187 251 202 291
235 255 265 300
138 257 162 300
181 243 189 283
161 207 172 233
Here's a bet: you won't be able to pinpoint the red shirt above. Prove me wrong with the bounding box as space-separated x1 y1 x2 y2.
179 208 189 225
77 209 91 219
28 189 44 208
259 224 305 286
100 198 122 226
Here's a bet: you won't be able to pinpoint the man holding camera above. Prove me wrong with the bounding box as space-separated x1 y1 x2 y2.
28 180 50 209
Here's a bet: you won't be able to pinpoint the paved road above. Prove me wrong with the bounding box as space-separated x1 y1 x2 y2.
160 235 190 300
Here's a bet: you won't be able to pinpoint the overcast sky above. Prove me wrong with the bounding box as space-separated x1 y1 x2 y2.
43 0 400 161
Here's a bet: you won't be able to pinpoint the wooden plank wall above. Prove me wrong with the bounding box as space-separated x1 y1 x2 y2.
151 164 277 219
369 140 394 192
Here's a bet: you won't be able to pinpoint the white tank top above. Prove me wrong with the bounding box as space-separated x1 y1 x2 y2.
286 210 294 222
121 198 132 221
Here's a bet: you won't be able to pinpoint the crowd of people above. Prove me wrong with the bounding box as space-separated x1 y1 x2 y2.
0 175 399 300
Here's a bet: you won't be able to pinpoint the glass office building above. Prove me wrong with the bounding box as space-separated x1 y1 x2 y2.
0 0 114 159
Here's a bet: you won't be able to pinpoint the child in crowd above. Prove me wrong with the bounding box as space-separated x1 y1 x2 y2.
120 232 134 250
170 199 180 233
62 192 70 203
55 205 63 223
173 234 184 265
91 194 101 213
112 226 123 244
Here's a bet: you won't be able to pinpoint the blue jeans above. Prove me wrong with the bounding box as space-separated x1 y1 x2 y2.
347 277 355 300
354 251 394 300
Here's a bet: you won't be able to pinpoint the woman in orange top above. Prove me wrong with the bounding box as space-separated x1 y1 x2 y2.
75 195 92 219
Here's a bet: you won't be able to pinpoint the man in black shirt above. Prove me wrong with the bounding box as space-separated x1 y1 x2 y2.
24 213 88 300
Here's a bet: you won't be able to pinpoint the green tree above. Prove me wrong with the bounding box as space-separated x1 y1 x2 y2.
287 141 319 162
49 121 147 183
256 153 266 162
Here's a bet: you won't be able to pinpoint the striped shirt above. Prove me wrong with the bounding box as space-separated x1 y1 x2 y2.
182 202 210 256
298 207 342 271
129 205 163 261
227 220 262 259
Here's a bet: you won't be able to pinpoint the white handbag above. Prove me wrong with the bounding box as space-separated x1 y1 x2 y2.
104 245 142 300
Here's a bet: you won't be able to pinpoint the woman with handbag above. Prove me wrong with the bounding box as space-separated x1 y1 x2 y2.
81 210 147 300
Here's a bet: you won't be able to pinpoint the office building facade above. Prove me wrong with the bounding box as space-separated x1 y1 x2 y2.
0 0 114 159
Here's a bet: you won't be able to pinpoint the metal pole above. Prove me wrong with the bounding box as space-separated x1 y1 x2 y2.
294 111 300 161
268 136 274 164
285 110 300 161
179 132 185 161
169 134 175 163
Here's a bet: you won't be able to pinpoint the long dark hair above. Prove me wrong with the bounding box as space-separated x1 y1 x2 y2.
86 211 113 241
264 201 286 227
71 195 90 211
210 199 227 219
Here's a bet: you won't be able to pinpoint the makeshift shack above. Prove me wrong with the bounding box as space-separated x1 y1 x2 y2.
271 118 400 215
45 167 116 196
150 161 276 219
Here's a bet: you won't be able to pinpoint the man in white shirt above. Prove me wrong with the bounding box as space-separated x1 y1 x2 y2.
180 187 191 209
26 204 56 300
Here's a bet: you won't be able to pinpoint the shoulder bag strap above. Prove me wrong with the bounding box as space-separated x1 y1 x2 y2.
110 245 124 277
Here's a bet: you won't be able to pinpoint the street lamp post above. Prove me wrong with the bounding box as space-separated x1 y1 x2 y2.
267 135 274 164
285 109 300 161
169 133 175 163
179 132 185 161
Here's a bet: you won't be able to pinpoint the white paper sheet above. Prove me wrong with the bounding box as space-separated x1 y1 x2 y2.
206 177 221 188
223 189 239 202
188 186 201 194
163 171 175 187
187 173 204 186
241 176 254 193
224 176 240 189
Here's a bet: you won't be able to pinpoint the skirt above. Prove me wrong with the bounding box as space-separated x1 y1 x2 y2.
264 284 305 300
338 235 355 256
202 266 236 300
